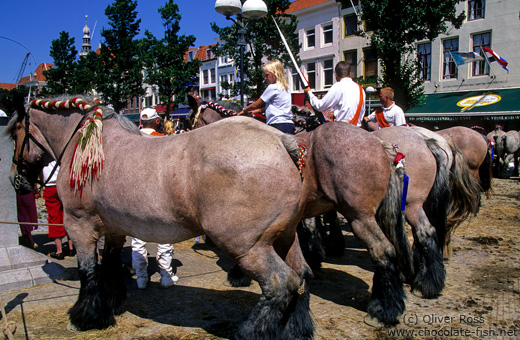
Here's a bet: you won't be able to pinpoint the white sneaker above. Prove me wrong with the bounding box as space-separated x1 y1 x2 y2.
136 276 148 289
160 275 178 288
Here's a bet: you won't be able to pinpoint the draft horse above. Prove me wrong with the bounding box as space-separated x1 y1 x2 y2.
411 127 481 259
188 98 412 326
374 127 451 299
7 95 313 340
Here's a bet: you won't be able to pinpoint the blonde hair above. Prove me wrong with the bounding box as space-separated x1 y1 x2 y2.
263 60 289 90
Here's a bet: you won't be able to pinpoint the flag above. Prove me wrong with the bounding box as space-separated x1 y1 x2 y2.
482 46 509 72
450 51 485 66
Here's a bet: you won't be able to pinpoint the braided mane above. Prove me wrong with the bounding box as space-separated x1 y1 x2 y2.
30 96 105 196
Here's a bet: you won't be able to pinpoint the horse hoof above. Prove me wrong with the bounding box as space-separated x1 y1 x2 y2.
66 322 80 333
364 314 385 328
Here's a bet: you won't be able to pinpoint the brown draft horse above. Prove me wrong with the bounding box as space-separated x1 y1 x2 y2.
188 97 413 326
6 95 313 340
373 126 450 299
411 127 481 259
437 126 493 197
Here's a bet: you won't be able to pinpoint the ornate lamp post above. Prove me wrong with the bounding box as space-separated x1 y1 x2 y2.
215 0 267 106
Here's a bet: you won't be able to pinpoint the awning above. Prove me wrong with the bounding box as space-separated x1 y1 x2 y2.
405 88 520 130
406 88 520 117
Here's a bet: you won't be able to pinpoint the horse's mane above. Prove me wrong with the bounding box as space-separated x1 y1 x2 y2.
3 113 18 139
189 100 243 121
12 95 141 136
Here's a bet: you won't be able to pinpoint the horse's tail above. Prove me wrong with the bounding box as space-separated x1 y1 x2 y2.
423 139 451 250
378 142 414 283
479 143 494 198
446 140 482 231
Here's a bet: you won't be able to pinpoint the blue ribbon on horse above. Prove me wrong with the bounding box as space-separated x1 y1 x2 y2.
401 173 409 211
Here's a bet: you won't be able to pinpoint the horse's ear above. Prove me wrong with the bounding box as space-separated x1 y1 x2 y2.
12 91 26 121
187 95 198 113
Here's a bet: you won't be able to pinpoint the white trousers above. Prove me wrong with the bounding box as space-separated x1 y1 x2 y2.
131 238 174 278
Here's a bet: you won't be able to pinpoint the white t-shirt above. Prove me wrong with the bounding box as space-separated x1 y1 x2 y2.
42 161 59 186
367 103 407 128
260 84 293 125
307 77 366 126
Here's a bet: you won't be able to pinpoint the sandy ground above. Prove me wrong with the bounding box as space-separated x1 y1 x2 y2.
1 177 519 339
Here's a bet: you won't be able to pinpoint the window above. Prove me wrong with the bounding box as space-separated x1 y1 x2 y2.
292 68 301 91
229 73 234 83
306 62 316 89
443 38 459 79
210 69 216 84
322 23 333 45
188 50 195 61
363 48 377 81
203 70 209 85
468 0 485 20
344 15 357 36
220 75 227 96
324 59 334 88
473 32 491 76
343 51 357 79
417 43 431 81
306 28 315 49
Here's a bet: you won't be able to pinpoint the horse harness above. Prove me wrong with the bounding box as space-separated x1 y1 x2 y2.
14 98 105 195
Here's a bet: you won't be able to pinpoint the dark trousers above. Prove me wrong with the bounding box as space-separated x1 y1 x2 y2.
270 123 295 134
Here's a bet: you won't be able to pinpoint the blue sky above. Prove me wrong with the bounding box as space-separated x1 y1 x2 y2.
0 0 231 84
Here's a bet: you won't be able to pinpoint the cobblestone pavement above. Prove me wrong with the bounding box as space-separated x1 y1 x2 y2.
1 178 519 339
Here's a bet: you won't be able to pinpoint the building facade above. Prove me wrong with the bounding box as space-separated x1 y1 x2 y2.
287 0 520 129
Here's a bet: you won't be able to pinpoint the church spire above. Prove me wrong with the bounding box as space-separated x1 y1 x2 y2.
80 15 91 57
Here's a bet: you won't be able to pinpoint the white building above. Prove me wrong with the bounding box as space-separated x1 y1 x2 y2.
287 0 520 130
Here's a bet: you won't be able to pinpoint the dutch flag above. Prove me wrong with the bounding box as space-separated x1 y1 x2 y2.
482 47 509 72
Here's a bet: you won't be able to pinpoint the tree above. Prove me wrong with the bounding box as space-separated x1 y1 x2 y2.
43 31 78 95
74 52 100 95
139 0 200 116
359 0 465 110
211 0 299 101
96 0 144 112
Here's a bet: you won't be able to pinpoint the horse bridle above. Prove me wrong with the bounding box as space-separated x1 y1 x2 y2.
13 105 88 188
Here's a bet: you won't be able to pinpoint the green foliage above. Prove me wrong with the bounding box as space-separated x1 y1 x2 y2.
359 0 465 110
43 31 78 95
96 0 144 112
211 0 299 100
139 0 200 114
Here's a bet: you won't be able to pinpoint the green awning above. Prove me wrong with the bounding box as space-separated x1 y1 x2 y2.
406 88 520 117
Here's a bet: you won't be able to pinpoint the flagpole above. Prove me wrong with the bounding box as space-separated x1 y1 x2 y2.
271 15 308 88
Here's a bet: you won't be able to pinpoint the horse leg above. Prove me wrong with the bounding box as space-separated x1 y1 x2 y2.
278 234 314 339
322 210 345 257
100 234 127 315
234 244 313 340
406 208 446 299
297 218 326 271
68 232 117 330
350 218 406 326
227 263 252 287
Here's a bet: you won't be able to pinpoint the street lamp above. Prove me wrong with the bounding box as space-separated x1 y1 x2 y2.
365 86 376 115
215 0 268 107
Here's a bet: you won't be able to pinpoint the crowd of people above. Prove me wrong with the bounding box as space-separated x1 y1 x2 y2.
17 59 405 290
